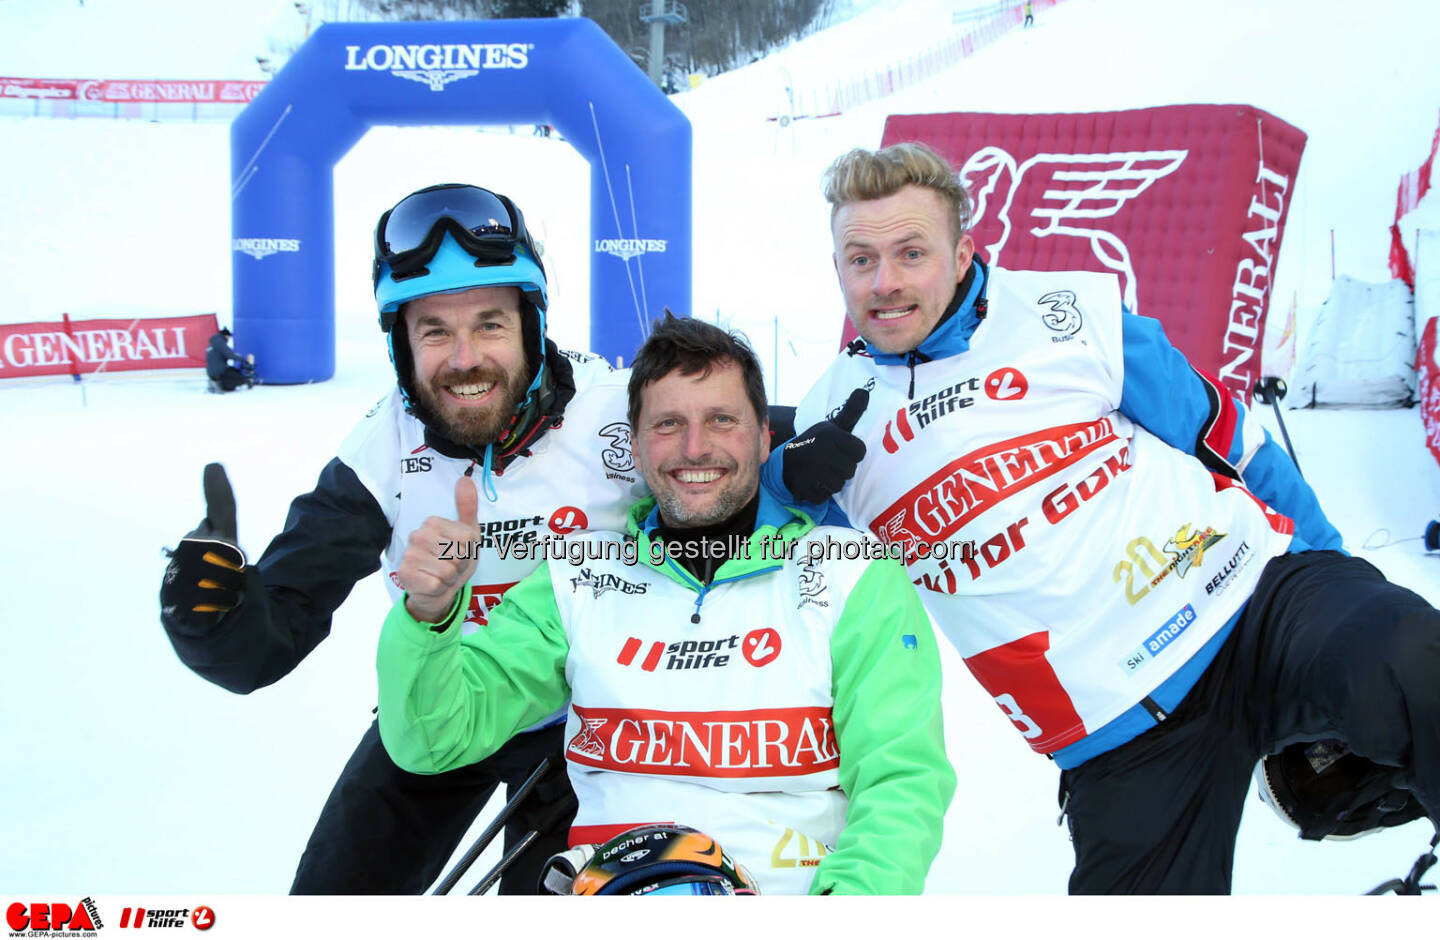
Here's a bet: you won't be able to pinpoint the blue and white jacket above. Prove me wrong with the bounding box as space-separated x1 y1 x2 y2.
766 260 1342 767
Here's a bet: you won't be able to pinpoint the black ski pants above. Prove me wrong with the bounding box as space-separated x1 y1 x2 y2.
213 366 251 391
291 720 576 894
1059 550 1440 894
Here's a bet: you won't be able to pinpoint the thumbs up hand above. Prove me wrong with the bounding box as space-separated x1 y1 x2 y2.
399 475 483 625
160 463 249 633
780 387 869 504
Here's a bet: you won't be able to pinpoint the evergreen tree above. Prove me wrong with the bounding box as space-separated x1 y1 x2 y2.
494 0 573 15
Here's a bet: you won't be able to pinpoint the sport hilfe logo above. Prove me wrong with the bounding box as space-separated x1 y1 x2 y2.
881 406 916 455
742 628 781 667
984 367 1028 401
880 372 1027 455
549 506 589 535
114 905 215 930
617 634 740 671
617 636 665 671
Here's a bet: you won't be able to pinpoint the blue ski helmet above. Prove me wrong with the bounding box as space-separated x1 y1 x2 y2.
373 183 547 325
375 229 547 322
371 184 550 417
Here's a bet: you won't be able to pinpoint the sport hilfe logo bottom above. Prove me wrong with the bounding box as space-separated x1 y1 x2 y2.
116 906 215 929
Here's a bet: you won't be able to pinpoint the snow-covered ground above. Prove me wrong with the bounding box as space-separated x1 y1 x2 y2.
2 0 1439 903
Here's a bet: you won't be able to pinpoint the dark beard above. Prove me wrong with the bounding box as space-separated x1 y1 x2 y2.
414 363 529 447
652 481 749 528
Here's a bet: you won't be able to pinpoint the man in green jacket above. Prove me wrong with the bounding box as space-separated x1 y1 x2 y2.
377 313 956 895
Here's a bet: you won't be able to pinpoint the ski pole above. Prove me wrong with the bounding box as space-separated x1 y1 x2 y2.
431 756 553 895
467 829 541 896
467 773 579 894
1253 377 1300 473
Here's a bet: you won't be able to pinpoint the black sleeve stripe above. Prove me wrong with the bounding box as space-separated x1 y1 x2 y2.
1193 369 1241 482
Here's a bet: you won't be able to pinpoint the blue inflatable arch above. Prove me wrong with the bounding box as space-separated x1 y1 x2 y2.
231 18 692 383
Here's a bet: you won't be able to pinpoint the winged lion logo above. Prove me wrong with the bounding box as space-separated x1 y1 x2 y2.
958 146 1189 315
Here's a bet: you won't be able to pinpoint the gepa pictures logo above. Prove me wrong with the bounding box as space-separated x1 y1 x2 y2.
6 899 102 934
343 42 530 91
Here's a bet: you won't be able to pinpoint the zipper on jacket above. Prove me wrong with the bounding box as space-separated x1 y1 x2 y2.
663 555 782 624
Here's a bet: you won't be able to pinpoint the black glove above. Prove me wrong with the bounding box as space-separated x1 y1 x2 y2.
780 387 868 504
160 463 248 631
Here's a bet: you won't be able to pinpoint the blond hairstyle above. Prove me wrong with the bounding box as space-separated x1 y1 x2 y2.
822 141 973 242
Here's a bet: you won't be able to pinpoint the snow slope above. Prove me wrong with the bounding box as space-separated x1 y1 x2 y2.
1 0 1438 901
0 0 301 79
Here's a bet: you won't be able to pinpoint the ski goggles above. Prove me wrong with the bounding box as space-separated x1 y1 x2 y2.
633 878 744 896
372 183 544 289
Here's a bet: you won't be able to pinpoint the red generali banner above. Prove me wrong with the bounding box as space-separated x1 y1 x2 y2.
0 77 266 103
0 313 219 379
865 104 1306 404
1389 109 1440 288
1419 318 1440 468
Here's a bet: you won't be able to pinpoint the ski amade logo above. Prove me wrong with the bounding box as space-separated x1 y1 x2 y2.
232 237 300 260
1120 603 1198 676
6 899 102 936
343 42 531 91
